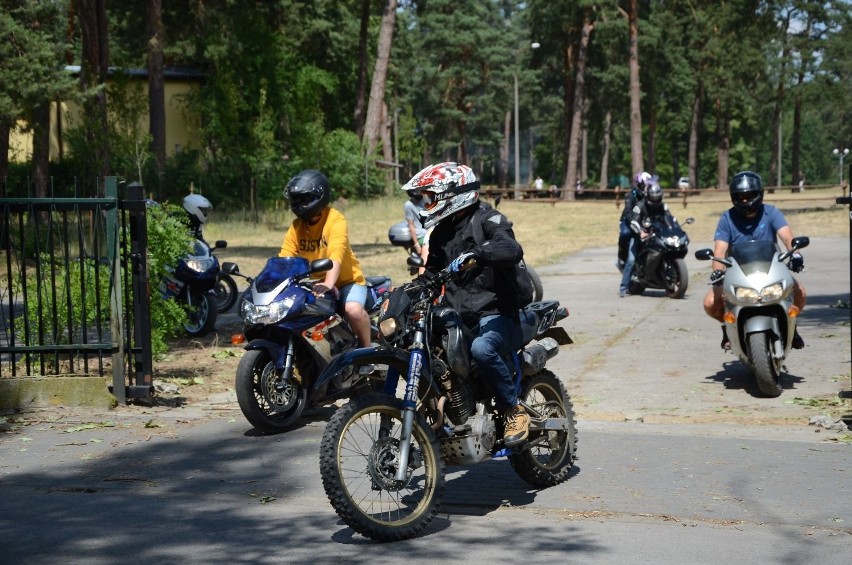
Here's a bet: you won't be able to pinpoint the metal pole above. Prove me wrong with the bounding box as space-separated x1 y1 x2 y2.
513 71 520 200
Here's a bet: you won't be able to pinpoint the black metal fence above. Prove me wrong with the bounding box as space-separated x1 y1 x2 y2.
0 178 152 403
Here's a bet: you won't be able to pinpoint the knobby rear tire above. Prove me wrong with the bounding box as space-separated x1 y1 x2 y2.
509 370 578 488
320 393 445 542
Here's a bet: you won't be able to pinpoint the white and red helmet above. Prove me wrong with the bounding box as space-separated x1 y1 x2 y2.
401 162 480 229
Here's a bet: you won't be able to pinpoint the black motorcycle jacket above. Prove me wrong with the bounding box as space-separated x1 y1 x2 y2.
628 200 673 234
426 202 525 328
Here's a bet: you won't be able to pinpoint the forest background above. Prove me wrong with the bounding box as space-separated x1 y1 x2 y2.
0 0 850 211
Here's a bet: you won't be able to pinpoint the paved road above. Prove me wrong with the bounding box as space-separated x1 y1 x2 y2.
1 238 850 563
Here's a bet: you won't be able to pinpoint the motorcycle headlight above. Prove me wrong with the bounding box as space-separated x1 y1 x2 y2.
185 257 214 272
240 295 296 324
663 235 681 248
734 282 783 304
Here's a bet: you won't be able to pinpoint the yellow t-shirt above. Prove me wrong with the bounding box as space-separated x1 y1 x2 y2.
278 207 366 287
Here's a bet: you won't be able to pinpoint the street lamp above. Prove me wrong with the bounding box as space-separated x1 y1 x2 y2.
514 42 540 199
834 148 849 186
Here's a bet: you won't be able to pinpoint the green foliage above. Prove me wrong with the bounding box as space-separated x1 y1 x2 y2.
13 255 111 347
140 202 194 354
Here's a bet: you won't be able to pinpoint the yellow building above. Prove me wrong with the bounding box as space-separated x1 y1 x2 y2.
8 66 203 163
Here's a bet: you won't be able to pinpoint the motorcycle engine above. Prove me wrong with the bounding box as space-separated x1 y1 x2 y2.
433 356 476 426
440 408 497 466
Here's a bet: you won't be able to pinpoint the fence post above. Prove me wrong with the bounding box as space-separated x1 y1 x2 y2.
104 177 126 403
125 182 153 398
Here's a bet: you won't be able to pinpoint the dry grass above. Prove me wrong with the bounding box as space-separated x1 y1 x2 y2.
205 187 850 286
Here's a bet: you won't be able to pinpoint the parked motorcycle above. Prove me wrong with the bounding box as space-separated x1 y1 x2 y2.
388 219 545 300
161 238 224 336
628 216 694 298
233 257 392 433
316 257 576 541
695 236 809 397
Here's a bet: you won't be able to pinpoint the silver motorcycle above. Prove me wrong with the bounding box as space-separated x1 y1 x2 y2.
695 236 808 397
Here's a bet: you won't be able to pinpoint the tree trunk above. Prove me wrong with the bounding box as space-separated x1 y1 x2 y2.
562 43 575 190
599 110 612 192
628 0 644 176
353 0 370 138
646 100 657 175
380 101 394 193
31 102 51 198
0 118 10 197
500 110 510 188
147 0 166 195
78 0 111 181
363 0 397 158
688 82 702 190
792 94 802 187
563 11 593 201
714 96 730 189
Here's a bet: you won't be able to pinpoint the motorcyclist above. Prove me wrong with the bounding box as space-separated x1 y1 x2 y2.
618 171 653 297
702 171 807 349
403 162 531 446
278 169 371 348
183 193 213 244
627 178 675 241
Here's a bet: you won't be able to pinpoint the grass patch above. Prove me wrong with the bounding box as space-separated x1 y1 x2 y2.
204 187 850 287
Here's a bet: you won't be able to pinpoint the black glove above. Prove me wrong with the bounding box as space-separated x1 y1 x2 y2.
789 252 804 273
709 269 725 286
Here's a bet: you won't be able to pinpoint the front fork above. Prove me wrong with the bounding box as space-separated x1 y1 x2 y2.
274 336 296 394
392 325 426 482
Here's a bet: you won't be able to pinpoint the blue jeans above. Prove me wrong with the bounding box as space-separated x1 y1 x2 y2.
470 314 524 410
620 236 638 292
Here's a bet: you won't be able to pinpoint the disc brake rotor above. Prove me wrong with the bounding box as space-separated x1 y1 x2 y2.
260 366 298 410
367 436 408 492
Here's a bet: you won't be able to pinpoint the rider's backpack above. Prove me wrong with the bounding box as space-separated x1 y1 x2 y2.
470 205 534 308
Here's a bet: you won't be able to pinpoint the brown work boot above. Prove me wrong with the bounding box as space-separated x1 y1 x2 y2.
503 404 530 446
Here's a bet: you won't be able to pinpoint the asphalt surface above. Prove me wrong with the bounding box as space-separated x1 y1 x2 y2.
1 237 850 564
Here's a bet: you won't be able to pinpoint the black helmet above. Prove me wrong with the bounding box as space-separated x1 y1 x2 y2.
284 170 331 220
645 179 664 212
729 171 764 214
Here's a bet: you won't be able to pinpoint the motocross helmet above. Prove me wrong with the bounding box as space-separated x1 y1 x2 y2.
645 178 664 212
284 169 331 220
401 162 480 229
634 171 653 196
729 171 764 215
183 194 213 226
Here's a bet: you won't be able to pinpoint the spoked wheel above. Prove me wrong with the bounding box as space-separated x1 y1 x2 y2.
235 349 307 433
214 273 239 313
320 393 445 542
663 257 689 299
748 332 783 397
509 370 577 488
183 290 217 336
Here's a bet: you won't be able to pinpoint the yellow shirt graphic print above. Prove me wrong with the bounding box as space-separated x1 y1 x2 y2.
279 207 365 287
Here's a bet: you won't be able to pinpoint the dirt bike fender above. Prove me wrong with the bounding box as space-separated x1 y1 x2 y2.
313 346 411 390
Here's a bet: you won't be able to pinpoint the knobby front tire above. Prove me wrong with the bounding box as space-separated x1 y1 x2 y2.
320 393 445 542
